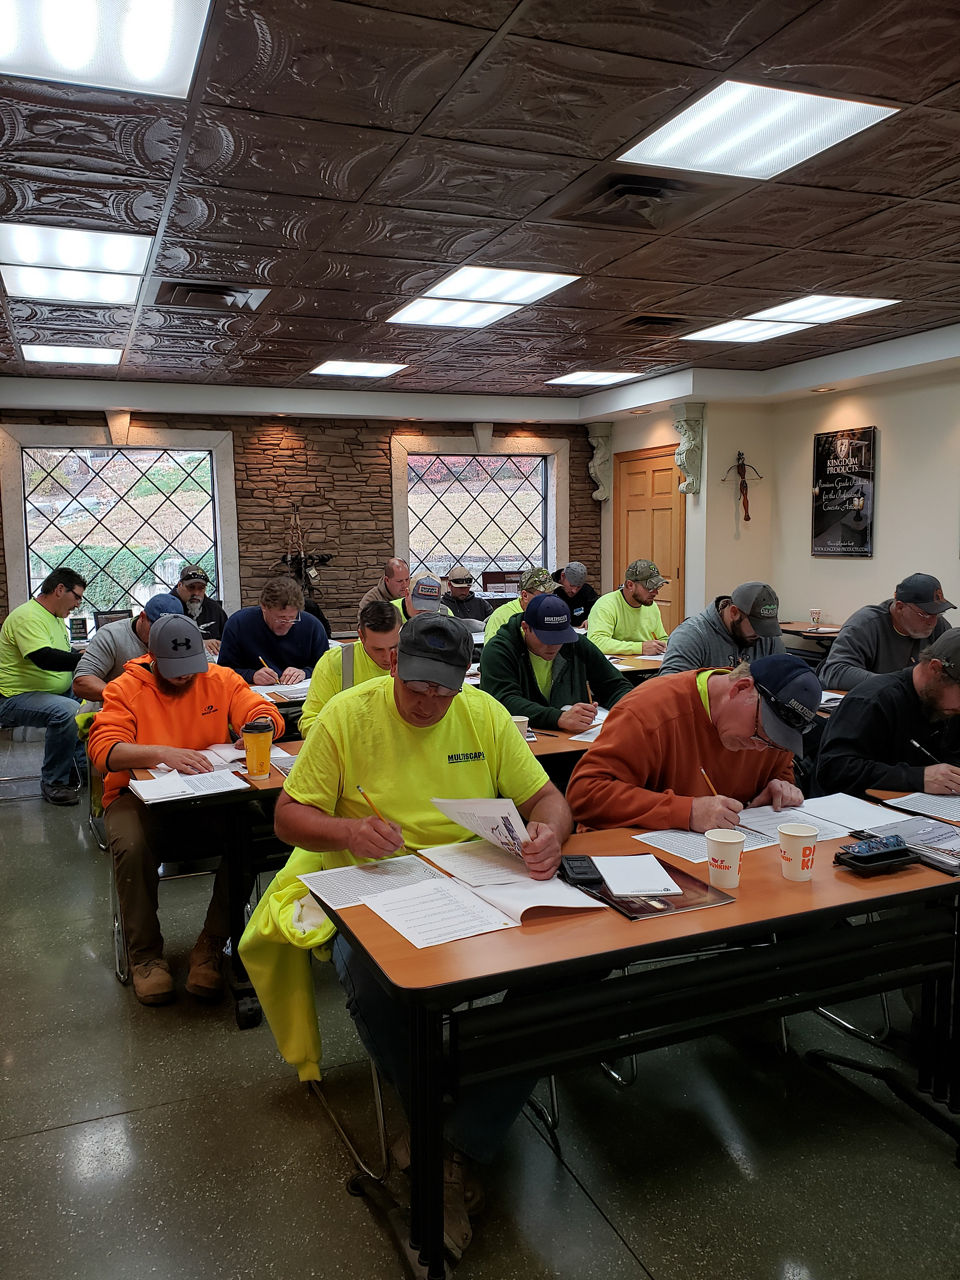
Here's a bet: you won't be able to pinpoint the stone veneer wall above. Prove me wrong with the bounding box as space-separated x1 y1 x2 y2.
0 411 601 630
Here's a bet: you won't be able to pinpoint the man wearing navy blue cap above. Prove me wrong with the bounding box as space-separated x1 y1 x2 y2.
480 594 632 732
73 593 184 706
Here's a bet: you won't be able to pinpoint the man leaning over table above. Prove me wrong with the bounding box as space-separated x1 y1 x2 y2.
73 592 183 707
660 580 785 675
240 612 571 1260
88 614 284 1007
586 559 669 656
298 599 401 736
218 575 328 685
567 654 819 832
816 629 960 800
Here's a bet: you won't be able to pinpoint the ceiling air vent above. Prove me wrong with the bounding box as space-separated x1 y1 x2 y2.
598 313 693 338
150 282 270 312
538 167 747 233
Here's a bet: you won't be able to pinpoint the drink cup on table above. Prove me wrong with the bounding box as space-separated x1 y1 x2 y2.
512 715 530 739
778 823 818 881
809 608 822 627
242 717 275 779
705 829 745 889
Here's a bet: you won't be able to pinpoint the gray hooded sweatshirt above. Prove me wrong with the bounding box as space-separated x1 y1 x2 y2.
659 596 785 675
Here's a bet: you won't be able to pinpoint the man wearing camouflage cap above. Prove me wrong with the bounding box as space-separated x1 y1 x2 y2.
587 559 669 656
483 566 556 642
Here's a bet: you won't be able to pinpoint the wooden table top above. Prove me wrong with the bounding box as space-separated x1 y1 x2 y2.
780 620 842 639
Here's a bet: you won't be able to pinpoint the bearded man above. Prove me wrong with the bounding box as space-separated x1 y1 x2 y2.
660 581 785 675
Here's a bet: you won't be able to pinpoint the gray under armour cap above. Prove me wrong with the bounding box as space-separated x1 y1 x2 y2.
148 613 208 678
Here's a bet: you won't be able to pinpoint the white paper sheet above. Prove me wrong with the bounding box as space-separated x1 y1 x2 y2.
297 854 445 910
796 792 902 830
259 679 312 700
738 804 848 844
431 796 529 856
361 880 518 948
884 792 960 822
422 842 603 918
592 854 682 896
633 828 771 863
422 841 527 886
570 706 610 743
129 769 250 803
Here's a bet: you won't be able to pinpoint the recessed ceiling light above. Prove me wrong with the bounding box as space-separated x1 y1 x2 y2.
811 386 836 393
546 371 639 386
0 0 212 98
424 266 579 306
747 295 899 324
309 360 407 377
1 264 141 305
0 223 152 274
682 319 815 343
618 80 898 179
22 345 123 365
629 408 651 415
388 298 521 328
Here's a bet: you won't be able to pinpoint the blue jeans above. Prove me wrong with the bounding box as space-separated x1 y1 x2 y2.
332 934 536 1164
0 690 84 786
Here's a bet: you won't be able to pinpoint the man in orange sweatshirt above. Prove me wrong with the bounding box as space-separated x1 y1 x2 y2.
567 655 820 833
88 614 284 1006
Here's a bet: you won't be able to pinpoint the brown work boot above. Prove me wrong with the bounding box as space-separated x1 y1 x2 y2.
186 930 225 1000
132 956 174 1006
391 1129 485 1217
442 1150 475 1261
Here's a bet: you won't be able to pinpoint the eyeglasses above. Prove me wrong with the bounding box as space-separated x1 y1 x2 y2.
755 682 816 735
904 602 938 620
450 577 473 586
402 679 460 697
269 611 300 625
66 588 83 602
748 698 780 749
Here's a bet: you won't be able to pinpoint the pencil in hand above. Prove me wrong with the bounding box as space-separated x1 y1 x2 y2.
356 784 385 821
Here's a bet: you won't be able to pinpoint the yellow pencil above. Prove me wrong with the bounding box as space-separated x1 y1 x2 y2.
258 655 274 670
356 785 385 821
700 767 719 796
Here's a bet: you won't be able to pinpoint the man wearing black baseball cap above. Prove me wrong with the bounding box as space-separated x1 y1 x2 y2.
820 571 955 692
480 594 631 732
168 562 229 653
661 580 786 675
249 612 572 1258
568 653 818 832
818 628 960 799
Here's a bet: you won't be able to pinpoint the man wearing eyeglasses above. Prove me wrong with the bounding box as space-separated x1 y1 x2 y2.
567 654 819 832
0 566 89 805
817 630 960 799
218 576 328 685
819 572 954 692
441 563 492 630
247 613 571 1258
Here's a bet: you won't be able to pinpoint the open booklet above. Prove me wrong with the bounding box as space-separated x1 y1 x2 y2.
128 769 250 803
299 840 601 949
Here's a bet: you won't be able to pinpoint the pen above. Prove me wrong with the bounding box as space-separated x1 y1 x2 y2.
701 767 719 796
536 730 558 738
356 785 385 821
909 738 941 765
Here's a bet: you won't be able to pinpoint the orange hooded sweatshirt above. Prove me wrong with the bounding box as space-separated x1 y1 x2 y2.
88 656 286 810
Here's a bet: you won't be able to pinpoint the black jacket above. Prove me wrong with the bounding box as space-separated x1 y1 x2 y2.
551 573 599 626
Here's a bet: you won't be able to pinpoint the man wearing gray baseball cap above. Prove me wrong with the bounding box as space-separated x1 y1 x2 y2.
661 580 785 675
88 614 284 1008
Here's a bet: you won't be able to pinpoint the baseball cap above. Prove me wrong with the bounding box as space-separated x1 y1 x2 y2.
749 654 821 756
895 573 955 613
626 559 668 589
925 629 960 678
143 594 184 623
519 567 555 593
148 614 208 678
179 564 210 585
562 561 588 588
523 594 579 645
409 573 443 612
730 581 781 638
397 614 473 691
447 564 473 584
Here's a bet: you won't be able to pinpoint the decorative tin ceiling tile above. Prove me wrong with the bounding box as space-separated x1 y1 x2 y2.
295 253 448 294
477 222 648 273
494 306 624 335
814 201 960 259
184 106 404 198
719 248 904 292
323 205 506 260
533 276 681 310
127 334 241 356
123 351 224 371
361 0 516 23
242 317 373 344
424 36 713 158
367 138 590 217
646 283 793 316
735 0 960 103
134 309 256 339
258 287 402 320
0 169 165 231
206 0 489 131
600 237 778 283
9 301 135 332
829 258 960 300
154 241 310 286
680 185 902 247
167 186 350 248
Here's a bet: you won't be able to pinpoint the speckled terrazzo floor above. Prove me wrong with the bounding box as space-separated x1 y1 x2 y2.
2 758 960 1280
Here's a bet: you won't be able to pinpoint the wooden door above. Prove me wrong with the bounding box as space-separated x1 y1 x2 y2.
613 447 685 632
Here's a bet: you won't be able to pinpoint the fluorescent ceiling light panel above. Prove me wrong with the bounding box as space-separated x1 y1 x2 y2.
0 223 152 274
388 298 521 328
1 264 141 304
546 371 639 386
22 344 123 364
618 80 899 179
747 295 900 323
682 319 815 342
0 0 212 97
424 266 579 306
310 360 407 377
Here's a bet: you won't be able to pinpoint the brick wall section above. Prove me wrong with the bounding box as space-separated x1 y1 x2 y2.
0 412 601 630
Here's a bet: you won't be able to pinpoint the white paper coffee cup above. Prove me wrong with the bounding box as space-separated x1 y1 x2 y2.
705 828 745 889
511 715 530 739
778 822 818 881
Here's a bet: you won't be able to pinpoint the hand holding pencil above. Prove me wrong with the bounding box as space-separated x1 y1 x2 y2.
689 766 743 833
352 785 404 860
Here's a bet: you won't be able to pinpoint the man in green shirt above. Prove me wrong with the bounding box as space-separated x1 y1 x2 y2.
587 559 669 656
0 566 88 804
299 599 401 735
483 566 556 641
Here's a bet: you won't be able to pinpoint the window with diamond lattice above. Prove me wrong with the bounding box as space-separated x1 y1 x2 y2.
22 446 219 627
407 454 546 581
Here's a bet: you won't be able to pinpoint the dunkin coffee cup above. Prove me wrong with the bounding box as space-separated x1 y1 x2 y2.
778 822 818 881
512 715 530 739
705 829 745 889
242 717 274 779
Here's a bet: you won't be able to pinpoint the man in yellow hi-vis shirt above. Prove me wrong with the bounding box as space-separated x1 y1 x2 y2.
298 599 401 736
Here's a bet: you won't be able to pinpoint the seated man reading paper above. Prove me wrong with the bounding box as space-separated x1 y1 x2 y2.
241 613 571 1261
567 655 819 832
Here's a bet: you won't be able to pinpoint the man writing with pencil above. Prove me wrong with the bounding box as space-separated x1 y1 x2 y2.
218 576 328 685
816 629 960 798
567 654 819 831
241 613 571 1260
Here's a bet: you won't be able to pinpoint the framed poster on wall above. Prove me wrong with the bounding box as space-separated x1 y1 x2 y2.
811 426 876 558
